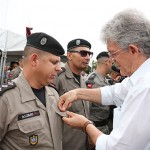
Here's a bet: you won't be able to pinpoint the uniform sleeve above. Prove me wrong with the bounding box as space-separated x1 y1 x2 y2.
0 97 8 142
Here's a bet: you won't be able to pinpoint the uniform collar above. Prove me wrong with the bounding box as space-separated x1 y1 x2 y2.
64 62 76 79
14 72 35 103
93 70 106 82
14 72 54 103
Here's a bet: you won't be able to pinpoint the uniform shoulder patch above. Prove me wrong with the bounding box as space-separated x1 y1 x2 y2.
0 81 16 96
88 73 96 80
57 67 66 76
85 73 96 88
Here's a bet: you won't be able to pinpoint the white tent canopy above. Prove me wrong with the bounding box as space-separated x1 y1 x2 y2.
0 0 28 84
0 28 26 51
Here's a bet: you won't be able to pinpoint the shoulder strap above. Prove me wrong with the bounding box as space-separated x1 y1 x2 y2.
85 73 96 88
88 73 96 80
0 82 16 96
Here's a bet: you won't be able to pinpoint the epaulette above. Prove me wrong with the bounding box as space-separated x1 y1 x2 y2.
85 73 96 88
88 73 96 80
48 83 58 93
57 67 66 76
0 81 16 96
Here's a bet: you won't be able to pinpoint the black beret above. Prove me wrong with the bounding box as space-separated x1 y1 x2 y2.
27 32 65 56
111 65 120 73
96 51 109 60
67 38 91 51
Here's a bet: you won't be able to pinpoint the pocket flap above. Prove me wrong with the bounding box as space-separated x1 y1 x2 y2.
17 117 45 133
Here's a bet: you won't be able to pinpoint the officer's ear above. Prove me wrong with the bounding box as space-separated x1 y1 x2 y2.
67 52 72 60
30 53 39 67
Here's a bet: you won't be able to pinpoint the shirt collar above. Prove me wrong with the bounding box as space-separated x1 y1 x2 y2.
129 58 150 85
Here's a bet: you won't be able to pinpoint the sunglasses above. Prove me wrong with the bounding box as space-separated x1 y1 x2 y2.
69 50 93 58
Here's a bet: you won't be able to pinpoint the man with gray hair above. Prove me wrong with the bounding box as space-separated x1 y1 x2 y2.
58 9 150 150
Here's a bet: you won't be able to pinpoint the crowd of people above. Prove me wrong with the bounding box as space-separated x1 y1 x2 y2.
0 8 150 150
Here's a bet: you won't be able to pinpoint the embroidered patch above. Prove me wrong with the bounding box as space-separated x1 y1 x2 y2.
29 135 38 145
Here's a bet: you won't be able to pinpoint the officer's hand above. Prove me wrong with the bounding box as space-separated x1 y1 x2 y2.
62 111 88 130
58 90 77 111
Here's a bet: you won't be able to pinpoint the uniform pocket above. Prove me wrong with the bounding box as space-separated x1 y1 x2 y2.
15 117 45 147
17 117 45 133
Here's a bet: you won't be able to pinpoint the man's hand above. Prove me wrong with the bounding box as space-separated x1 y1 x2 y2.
62 111 89 130
58 90 77 111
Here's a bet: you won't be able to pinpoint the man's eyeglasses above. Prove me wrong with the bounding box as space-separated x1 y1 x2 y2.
108 49 123 58
69 50 93 58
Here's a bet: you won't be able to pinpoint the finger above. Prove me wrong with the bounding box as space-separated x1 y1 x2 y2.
62 116 71 125
58 100 65 111
58 98 68 111
66 111 75 117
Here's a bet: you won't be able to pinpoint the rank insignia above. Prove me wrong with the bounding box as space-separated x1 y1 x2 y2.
29 135 38 145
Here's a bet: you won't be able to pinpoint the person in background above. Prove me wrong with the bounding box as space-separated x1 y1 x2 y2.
53 38 93 150
6 61 19 81
106 65 125 85
86 51 111 133
9 56 24 80
0 32 65 150
85 51 112 150
58 9 150 150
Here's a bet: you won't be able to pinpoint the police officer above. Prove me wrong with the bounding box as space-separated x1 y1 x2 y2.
86 51 112 137
53 38 93 150
0 32 65 150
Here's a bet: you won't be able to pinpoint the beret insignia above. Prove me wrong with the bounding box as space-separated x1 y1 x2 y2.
76 40 80 45
40 37 47 45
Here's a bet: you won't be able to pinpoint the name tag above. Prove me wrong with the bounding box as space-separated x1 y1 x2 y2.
18 111 40 120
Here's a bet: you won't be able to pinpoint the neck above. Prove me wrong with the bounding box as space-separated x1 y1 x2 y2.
96 66 108 78
22 69 43 89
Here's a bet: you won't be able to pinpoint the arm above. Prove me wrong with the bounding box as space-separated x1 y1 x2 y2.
58 88 101 111
63 111 103 145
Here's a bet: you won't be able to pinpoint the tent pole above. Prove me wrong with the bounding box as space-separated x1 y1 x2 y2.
0 51 7 85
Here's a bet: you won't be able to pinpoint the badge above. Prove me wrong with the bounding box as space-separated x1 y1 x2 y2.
76 39 80 45
40 37 47 45
29 135 38 145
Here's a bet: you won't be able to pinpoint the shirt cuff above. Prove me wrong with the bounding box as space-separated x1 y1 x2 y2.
96 134 109 150
101 86 114 105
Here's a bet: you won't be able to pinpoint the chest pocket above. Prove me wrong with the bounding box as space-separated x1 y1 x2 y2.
8 117 45 147
17 117 45 133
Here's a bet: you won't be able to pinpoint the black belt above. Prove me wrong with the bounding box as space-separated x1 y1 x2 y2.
93 120 107 127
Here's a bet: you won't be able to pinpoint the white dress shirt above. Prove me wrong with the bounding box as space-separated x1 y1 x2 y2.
96 58 150 150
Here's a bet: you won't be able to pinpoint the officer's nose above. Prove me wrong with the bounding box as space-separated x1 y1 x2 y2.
55 63 62 72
